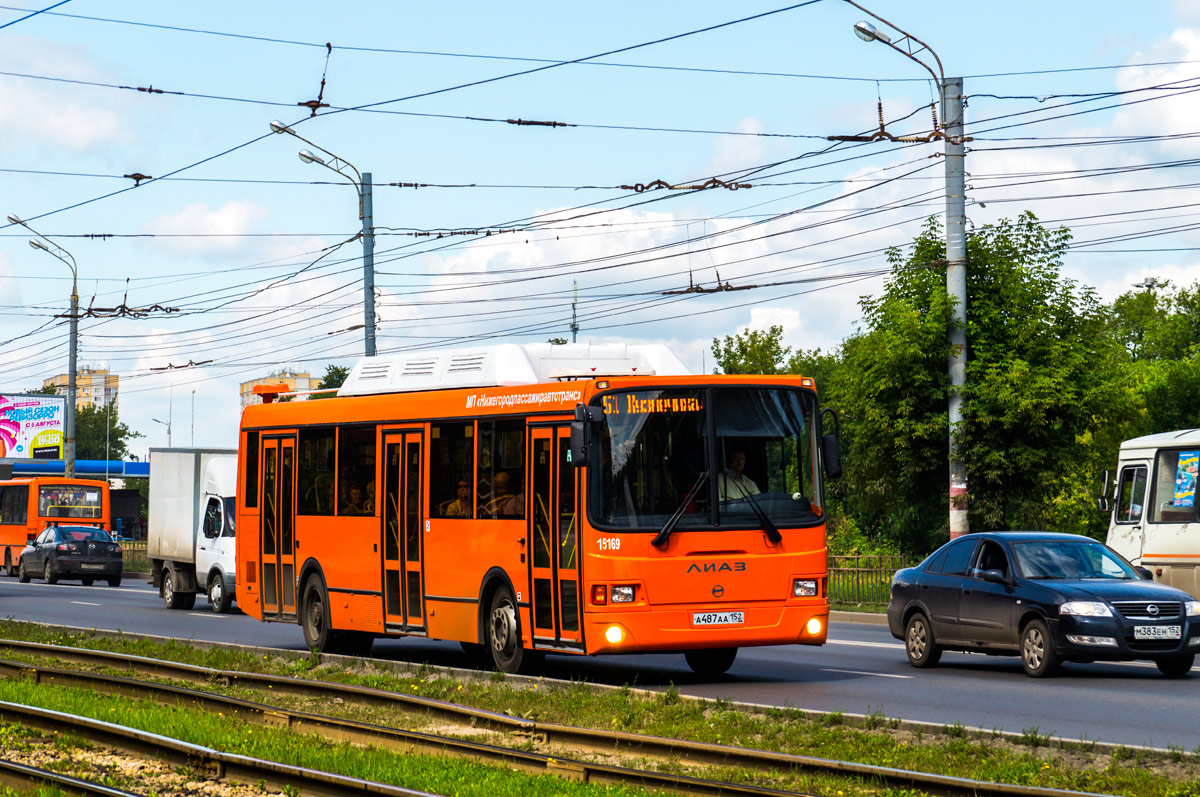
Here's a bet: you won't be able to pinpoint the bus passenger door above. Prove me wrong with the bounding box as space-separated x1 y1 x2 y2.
260 435 297 618
382 430 426 633
529 426 581 650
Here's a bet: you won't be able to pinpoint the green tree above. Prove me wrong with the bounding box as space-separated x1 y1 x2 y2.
310 364 350 400
711 325 792 374
75 402 142 461
834 213 1138 553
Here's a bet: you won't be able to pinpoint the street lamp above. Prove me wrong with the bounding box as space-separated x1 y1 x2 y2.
848 1 969 539
7 213 79 479
269 120 377 357
152 416 172 447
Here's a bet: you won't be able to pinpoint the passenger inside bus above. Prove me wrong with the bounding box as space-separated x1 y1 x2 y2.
340 481 373 516
440 479 472 518
481 471 523 518
717 448 761 501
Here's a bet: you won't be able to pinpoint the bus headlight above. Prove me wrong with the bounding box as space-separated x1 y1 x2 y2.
611 585 636 603
793 579 818 597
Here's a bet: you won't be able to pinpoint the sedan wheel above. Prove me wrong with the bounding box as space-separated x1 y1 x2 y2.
905 613 941 668
1156 654 1194 678
1021 619 1061 677
17 558 29 583
43 560 58 585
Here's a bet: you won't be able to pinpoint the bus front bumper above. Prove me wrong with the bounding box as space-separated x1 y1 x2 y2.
583 603 828 654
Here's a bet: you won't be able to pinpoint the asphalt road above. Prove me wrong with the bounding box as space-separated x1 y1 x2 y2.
1 575 1195 749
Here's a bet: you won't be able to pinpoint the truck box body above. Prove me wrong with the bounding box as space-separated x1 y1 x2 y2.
148 447 237 609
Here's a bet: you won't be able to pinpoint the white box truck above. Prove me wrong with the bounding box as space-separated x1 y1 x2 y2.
148 447 238 612
1101 429 1200 597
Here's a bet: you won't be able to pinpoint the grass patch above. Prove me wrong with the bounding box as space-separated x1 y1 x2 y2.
0 619 1197 797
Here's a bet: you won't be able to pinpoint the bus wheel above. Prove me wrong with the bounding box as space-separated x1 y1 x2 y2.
301 580 332 651
17 558 29 583
684 647 738 677
488 587 532 673
208 576 232 614
4 552 13 577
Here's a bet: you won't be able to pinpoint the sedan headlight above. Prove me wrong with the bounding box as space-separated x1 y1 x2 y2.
1059 601 1113 617
1185 601 1200 617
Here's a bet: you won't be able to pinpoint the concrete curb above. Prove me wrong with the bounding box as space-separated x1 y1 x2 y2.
830 609 889 626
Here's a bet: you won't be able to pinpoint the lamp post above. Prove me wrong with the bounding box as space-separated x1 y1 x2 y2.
269 121 377 357
152 416 172 447
848 2 969 539
7 214 79 479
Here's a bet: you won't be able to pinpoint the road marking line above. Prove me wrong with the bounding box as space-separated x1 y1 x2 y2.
821 667 914 679
193 613 228 618
827 639 903 650
69 601 101 607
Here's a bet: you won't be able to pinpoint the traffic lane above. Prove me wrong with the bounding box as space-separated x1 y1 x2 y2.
1 578 1195 749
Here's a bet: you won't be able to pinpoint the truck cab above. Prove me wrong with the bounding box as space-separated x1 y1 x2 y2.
1104 429 1200 597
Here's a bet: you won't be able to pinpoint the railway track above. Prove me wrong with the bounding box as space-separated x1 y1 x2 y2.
0 638 1119 797
0 756 143 797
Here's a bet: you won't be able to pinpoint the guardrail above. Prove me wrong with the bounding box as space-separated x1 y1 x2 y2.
120 540 150 574
829 554 904 606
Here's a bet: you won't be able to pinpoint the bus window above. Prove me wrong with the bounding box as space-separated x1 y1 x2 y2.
298 427 335 515
338 425 377 516
244 431 259 509
478 418 525 519
38 485 103 519
432 422 473 518
0 485 28 525
1150 449 1199 524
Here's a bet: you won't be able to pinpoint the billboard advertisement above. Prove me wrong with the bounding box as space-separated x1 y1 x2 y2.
0 394 65 460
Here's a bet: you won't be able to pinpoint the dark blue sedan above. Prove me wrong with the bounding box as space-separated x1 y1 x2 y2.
887 531 1200 677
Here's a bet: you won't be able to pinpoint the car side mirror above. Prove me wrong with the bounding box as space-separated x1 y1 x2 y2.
1135 566 1154 581
981 568 1007 585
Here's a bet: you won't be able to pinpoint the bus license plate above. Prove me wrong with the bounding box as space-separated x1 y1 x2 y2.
693 611 744 626
1134 625 1180 640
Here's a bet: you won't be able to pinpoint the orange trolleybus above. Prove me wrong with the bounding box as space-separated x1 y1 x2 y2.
236 344 840 673
0 476 110 576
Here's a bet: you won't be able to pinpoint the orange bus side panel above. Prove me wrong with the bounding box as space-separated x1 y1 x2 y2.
423 518 528 643
329 592 384 634
237 510 262 620
424 600 477 642
296 516 381 595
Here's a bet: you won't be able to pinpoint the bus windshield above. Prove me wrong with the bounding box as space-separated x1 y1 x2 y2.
38 484 104 519
593 386 821 531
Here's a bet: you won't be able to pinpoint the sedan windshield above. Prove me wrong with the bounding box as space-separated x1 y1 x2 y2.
1013 541 1139 580
592 386 820 530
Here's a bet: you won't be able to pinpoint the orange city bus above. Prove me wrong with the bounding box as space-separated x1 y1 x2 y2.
236 344 840 673
0 477 111 576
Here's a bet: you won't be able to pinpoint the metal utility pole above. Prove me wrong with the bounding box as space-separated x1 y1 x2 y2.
8 214 78 478
943 77 968 539
570 280 579 343
847 2 969 538
269 121 377 357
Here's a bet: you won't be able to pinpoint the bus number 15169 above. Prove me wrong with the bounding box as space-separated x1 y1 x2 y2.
598 537 621 551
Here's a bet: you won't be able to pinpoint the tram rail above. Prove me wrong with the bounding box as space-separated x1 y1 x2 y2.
0 638 1119 797
0 756 143 797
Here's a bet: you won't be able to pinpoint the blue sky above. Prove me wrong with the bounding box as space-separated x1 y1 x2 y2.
3 0 1199 458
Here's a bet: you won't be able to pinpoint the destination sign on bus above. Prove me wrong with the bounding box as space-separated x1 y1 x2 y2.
601 393 703 416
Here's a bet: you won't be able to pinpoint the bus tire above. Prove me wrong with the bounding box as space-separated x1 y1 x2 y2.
4 551 13 577
208 575 232 614
487 586 536 674
301 579 333 651
162 569 186 609
43 560 57 585
684 647 738 677
17 557 29 583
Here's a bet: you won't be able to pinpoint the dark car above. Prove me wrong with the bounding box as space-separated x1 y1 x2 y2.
18 525 123 587
887 531 1200 677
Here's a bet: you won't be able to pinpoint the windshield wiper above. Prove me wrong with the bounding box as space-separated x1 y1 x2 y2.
652 471 708 549
737 486 782 544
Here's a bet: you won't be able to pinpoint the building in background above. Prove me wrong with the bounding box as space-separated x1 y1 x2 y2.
239 369 316 407
43 365 118 412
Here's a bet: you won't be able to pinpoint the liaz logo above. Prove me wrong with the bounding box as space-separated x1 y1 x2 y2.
686 562 746 574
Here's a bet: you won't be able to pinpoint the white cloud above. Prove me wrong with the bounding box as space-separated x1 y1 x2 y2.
0 37 127 152
142 200 271 256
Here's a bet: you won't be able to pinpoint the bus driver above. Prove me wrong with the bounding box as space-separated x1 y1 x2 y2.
717 449 761 501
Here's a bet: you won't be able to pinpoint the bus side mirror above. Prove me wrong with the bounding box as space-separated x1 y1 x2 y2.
1096 469 1112 513
823 434 842 479
570 403 604 468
